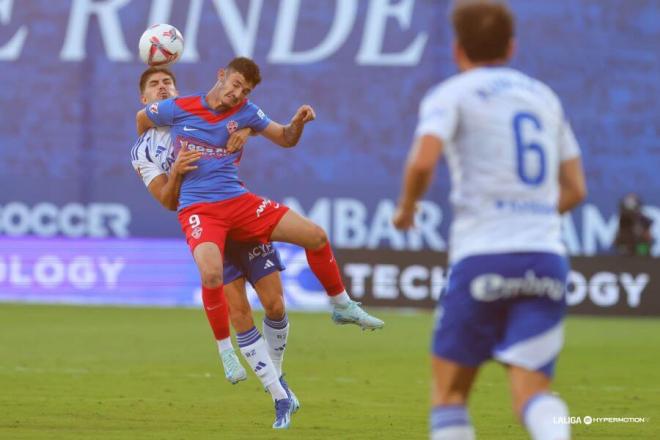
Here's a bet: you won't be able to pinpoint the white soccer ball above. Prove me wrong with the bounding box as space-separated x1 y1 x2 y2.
138 24 184 66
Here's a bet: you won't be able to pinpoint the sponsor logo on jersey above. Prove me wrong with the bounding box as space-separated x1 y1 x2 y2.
149 102 158 114
177 137 229 159
183 126 198 132
255 199 280 218
470 270 564 302
191 227 203 239
257 109 266 119
226 120 239 134
264 259 275 269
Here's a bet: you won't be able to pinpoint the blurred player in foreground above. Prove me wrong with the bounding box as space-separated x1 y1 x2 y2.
393 2 586 439
130 67 299 413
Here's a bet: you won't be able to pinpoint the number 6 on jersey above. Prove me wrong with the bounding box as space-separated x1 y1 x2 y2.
513 112 546 186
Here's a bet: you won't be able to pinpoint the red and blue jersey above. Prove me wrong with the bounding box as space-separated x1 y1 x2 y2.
145 93 271 209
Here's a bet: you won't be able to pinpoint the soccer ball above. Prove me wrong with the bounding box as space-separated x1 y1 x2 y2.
138 24 184 66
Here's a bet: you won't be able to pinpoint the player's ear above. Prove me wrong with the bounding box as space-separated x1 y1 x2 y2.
218 68 225 81
140 94 148 105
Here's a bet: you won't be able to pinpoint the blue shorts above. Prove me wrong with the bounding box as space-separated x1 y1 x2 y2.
432 252 569 378
223 240 285 287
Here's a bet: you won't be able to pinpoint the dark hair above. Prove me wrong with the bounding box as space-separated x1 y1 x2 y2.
226 57 262 87
139 66 176 93
452 0 514 63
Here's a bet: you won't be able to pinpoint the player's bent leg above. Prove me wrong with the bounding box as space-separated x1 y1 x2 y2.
251 265 300 413
236 326 293 428
215 277 256 385
192 242 246 384
270 210 384 330
224 277 256 333
194 243 228 340
429 356 477 440
254 273 289 376
269 209 328 250
508 365 570 440
193 242 224 288
253 271 285 321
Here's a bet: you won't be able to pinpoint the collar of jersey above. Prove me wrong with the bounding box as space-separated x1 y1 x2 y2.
200 94 247 116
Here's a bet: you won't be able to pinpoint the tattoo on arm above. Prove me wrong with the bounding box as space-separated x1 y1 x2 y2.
283 119 304 147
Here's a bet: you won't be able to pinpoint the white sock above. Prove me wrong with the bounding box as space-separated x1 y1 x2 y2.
523 393 570 440
430 426 476 440
329 291 351 306
217 337 233 353
263 314 289 378
236 326 287 401
430 405 475 440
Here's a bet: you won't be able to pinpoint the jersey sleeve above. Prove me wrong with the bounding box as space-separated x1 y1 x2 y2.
144 98 176 126
558 117 581 161
244 101 271 132
130 131 166 187
414 85 459 143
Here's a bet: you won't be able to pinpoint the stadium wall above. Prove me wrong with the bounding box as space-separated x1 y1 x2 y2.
1 1 658 313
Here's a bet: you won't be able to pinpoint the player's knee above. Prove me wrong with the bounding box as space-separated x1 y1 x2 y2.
201 270 223 289
308 224 328 250
263 296 285 320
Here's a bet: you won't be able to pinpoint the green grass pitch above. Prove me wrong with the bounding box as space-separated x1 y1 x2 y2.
0 304 658 439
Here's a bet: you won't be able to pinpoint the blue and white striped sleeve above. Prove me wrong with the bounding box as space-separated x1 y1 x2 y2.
130 131 165 187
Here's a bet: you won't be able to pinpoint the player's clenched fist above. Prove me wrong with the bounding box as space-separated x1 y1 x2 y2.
227 127 253 153
292 105 316 124
392 203 416 230
171 148 202 176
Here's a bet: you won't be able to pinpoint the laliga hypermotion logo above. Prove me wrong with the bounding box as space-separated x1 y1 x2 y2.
226 120 239 134
149 102 159 114
192 227 203 239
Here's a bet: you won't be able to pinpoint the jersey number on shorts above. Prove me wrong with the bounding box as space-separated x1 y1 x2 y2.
513 112 546 186
189 214 201 228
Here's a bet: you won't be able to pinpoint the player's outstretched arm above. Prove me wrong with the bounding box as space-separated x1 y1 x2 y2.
393 134 444 230
136 109 155 136
259 105 316 148
558 157 587 214
147 148 202 211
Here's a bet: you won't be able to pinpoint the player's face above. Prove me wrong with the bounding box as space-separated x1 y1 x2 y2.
140 72 178 104
218 70 254 107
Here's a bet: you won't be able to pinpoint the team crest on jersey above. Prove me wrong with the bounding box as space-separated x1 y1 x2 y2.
226 120 239 134
149 102 159 114
191 227 203 239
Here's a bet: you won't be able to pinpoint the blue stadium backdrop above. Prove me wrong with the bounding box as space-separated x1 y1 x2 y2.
0 0 658 313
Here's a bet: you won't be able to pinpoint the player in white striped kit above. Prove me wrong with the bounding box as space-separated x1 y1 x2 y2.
393 2 587 439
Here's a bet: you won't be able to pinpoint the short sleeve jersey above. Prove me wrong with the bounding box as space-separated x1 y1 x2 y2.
145 93 271 209
130 127 174 187
415 67 581 263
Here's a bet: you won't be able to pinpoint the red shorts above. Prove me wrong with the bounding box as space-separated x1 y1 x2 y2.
177 193 289 253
